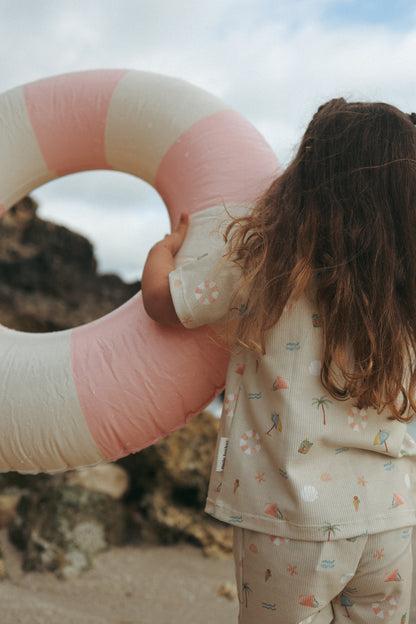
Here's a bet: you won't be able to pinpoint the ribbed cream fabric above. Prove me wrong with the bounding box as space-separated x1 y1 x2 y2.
170 206 416 541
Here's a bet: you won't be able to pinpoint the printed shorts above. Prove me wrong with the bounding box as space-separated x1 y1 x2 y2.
233 526 413 624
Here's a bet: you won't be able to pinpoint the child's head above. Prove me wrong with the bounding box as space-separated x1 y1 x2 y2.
227 98 416 421
297 98 416 213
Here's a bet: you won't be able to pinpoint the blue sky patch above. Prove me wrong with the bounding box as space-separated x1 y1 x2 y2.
323 0 416 29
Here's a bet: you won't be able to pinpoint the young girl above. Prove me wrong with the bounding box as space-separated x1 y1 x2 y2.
141 98 416 623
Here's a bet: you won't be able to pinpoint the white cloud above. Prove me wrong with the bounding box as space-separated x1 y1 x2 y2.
2 0 416 277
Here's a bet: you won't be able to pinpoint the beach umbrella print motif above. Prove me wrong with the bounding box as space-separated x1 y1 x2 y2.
265 412 282 436
373 430 390 452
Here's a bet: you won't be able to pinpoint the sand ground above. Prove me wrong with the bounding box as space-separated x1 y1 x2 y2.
2 527 416 623
0 529 238 624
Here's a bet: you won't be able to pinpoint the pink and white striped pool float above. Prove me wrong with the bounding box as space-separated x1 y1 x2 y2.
0 69 280 473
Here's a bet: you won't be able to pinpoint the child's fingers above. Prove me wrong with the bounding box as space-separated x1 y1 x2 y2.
161 213 189 255
174 213 189 244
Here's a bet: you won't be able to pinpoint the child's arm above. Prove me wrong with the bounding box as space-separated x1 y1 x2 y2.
141 214 189 325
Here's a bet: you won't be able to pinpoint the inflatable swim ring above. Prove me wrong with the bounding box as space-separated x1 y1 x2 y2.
240 430 262 455
347 407 368 432
0 69 280 473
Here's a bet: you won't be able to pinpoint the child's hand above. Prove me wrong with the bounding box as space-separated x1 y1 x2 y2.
160 213 189 256
141 213 189 325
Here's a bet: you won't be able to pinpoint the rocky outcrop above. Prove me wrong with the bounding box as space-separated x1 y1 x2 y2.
8 476 127 579
119 411 232 558
0 196 138 331
0 198 229 578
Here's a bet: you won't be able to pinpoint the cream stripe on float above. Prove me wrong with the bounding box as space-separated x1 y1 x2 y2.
105 70 229 185
0 86 54 212
0 330 105 473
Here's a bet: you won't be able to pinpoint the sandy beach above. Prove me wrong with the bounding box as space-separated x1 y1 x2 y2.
2 525 416 623
0 529 238 624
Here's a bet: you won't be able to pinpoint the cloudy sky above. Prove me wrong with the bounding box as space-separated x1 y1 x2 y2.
1 0 416 281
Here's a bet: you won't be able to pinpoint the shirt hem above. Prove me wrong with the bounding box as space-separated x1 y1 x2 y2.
205 498 416 541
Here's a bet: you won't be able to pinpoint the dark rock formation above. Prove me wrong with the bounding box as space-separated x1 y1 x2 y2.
0 197 230 577
0 196 138 331
8 476 127 578
119 411 232 558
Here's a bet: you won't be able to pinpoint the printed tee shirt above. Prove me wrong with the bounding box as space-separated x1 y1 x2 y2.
169 205 416 541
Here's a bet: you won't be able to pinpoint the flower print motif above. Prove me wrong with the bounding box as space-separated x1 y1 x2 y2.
265 569 272 582
181 316 193 326
235 364 246 375
233 479 240 493
374 429 390 453
312 396 331 426
173 279 182 288
321 523 341 541
353 496 360 512
255 472 266 484
265 412 282 436
357 476 368 487
194 280 219 305
287 564 298 576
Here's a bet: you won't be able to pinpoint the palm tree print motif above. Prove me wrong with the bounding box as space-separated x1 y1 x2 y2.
241 581 252 608
312 396 331 425
321 522 341 541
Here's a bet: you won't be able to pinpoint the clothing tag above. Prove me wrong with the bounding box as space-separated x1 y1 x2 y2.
216 437 229 472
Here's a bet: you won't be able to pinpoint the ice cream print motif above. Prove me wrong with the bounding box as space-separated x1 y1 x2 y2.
194 280 219 305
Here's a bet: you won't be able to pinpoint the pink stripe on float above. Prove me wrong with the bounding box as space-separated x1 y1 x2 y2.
155 109 281 226
23 70 129 176
71 294 229 460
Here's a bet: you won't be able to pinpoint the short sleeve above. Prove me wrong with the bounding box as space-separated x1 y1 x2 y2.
169 205 247 328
